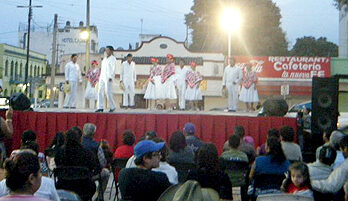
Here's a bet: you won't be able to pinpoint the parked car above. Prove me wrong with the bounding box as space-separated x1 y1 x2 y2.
31 100 58 108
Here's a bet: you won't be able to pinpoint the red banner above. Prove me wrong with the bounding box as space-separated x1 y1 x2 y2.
234 56 331 80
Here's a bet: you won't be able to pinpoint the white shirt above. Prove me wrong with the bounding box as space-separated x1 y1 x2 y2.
152 162 179 185
175 66 191 86
125 155 136 168
222 65 243 86
308 161 333 181
120 61 136 84
100 55 117 82
0 176 60 201
65 61 82 82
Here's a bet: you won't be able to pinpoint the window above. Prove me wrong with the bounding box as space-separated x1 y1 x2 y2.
34 65 37 77
10 61 14 79
19 63 23 78
30 65 33 77
4 89 7 96
15 62 18 79
5 60 8 76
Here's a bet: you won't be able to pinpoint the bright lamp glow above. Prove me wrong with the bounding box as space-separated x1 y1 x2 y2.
220 8 242 33
80 30 89 40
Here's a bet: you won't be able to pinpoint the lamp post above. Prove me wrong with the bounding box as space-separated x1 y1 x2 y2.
220 8 242 59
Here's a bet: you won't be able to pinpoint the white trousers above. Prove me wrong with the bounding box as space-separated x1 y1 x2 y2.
64 81 77 108
177 83 186 109
123 82 135 107
227 84 239 110
98 79 116 110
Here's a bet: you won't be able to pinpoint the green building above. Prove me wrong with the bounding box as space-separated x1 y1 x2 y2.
0 43 47 100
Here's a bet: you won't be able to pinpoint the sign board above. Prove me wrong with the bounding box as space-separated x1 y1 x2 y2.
234 56 331 80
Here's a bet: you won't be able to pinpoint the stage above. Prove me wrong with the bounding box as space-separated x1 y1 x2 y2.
5 108 297 154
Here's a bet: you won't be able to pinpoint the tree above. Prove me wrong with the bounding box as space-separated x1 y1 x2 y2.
334 0 348 8
290 36 338 57
185 0 288 56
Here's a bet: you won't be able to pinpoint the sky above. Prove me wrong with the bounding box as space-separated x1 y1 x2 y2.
0 0 339 51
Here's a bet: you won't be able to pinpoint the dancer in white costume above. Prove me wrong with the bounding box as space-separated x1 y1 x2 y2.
185 62 203 111
63 54 82 109
84 60 100 109
175 59 190 110
161 54 176 109
239 63 259 111
222 57 243 112
96 46 117 112
120 54 137 108
144 58 162 109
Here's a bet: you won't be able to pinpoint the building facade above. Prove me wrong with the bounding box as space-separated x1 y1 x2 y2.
0 43 47 100
19 21 99 64
54 36 348 111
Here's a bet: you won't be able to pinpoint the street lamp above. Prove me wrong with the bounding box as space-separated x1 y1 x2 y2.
220 8 242 59
80 30 89 40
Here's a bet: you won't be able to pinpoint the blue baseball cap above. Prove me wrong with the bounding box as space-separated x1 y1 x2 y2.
184 123 195 134
134 140 165 159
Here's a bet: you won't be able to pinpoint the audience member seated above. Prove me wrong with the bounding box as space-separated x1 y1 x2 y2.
0 149 60 201
249 137 290 196
20 140 48 175
55 127 98 201
312 135 348 200
82 123 109 195
223 126 256 163
280 126 302 162
113 130 135 159
152 137 179 184
308 146 336 181
186 143 233 200
21 130 37 146
167 131 195 164
45 132 65 171
0 152 50 201
118 140 171 201
328 130 346 169
281 162 314 199
125 131 153 168
257 128 280 156
0 108 13 161
183 123 204 155
221 135 248 163
100 139 113 170
315 131 330 160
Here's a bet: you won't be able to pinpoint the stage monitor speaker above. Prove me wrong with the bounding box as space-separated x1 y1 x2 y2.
311 77 339 138
9 93 31 111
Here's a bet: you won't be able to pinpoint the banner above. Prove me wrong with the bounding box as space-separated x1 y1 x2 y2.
234 56 331 80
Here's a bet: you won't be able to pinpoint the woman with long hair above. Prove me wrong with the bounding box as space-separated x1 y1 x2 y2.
186 143 233 200
167 131 194 164
54 127 98 201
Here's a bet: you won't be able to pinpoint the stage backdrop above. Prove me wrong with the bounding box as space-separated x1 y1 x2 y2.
4 111 297 154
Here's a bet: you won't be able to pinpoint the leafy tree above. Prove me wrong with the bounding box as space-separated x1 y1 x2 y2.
334 0 348 8
290 36 338 57
185 0 288 56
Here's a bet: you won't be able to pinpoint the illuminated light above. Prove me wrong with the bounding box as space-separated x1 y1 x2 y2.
220 8 242 33
80 30 89 40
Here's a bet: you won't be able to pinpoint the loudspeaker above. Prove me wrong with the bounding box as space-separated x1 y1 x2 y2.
9 93 31 111
311 77 339 137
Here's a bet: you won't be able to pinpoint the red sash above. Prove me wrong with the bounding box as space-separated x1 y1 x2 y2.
186 71 202 88
161 63 175 83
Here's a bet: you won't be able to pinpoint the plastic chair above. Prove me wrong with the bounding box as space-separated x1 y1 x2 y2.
257 193 314 201
109 158 129 201
169 162 197 183
250 174 286 201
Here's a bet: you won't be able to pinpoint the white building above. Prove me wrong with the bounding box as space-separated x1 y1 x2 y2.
19 21 99 64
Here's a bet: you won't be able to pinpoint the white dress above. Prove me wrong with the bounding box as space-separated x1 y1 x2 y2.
162 75 177 99
239 84 259 102
185 85 202 101
144 80 156 100
84 81 98 100
154 76 164 99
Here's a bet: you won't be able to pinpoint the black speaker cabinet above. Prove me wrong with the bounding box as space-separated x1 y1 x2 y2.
9 93 31 111
311 77 339 138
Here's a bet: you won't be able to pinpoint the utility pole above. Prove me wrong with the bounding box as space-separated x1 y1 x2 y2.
140 18 143 35
17 0 42 98
50 14 58 108
85 0 90 76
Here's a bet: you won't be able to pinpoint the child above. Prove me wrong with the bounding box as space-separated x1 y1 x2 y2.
281 162 314 198
100 139 113 170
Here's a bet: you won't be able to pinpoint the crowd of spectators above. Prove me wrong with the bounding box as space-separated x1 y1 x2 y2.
0 118 347 201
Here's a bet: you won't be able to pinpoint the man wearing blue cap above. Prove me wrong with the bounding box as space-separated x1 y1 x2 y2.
184 123 204 155
118 140 171 201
